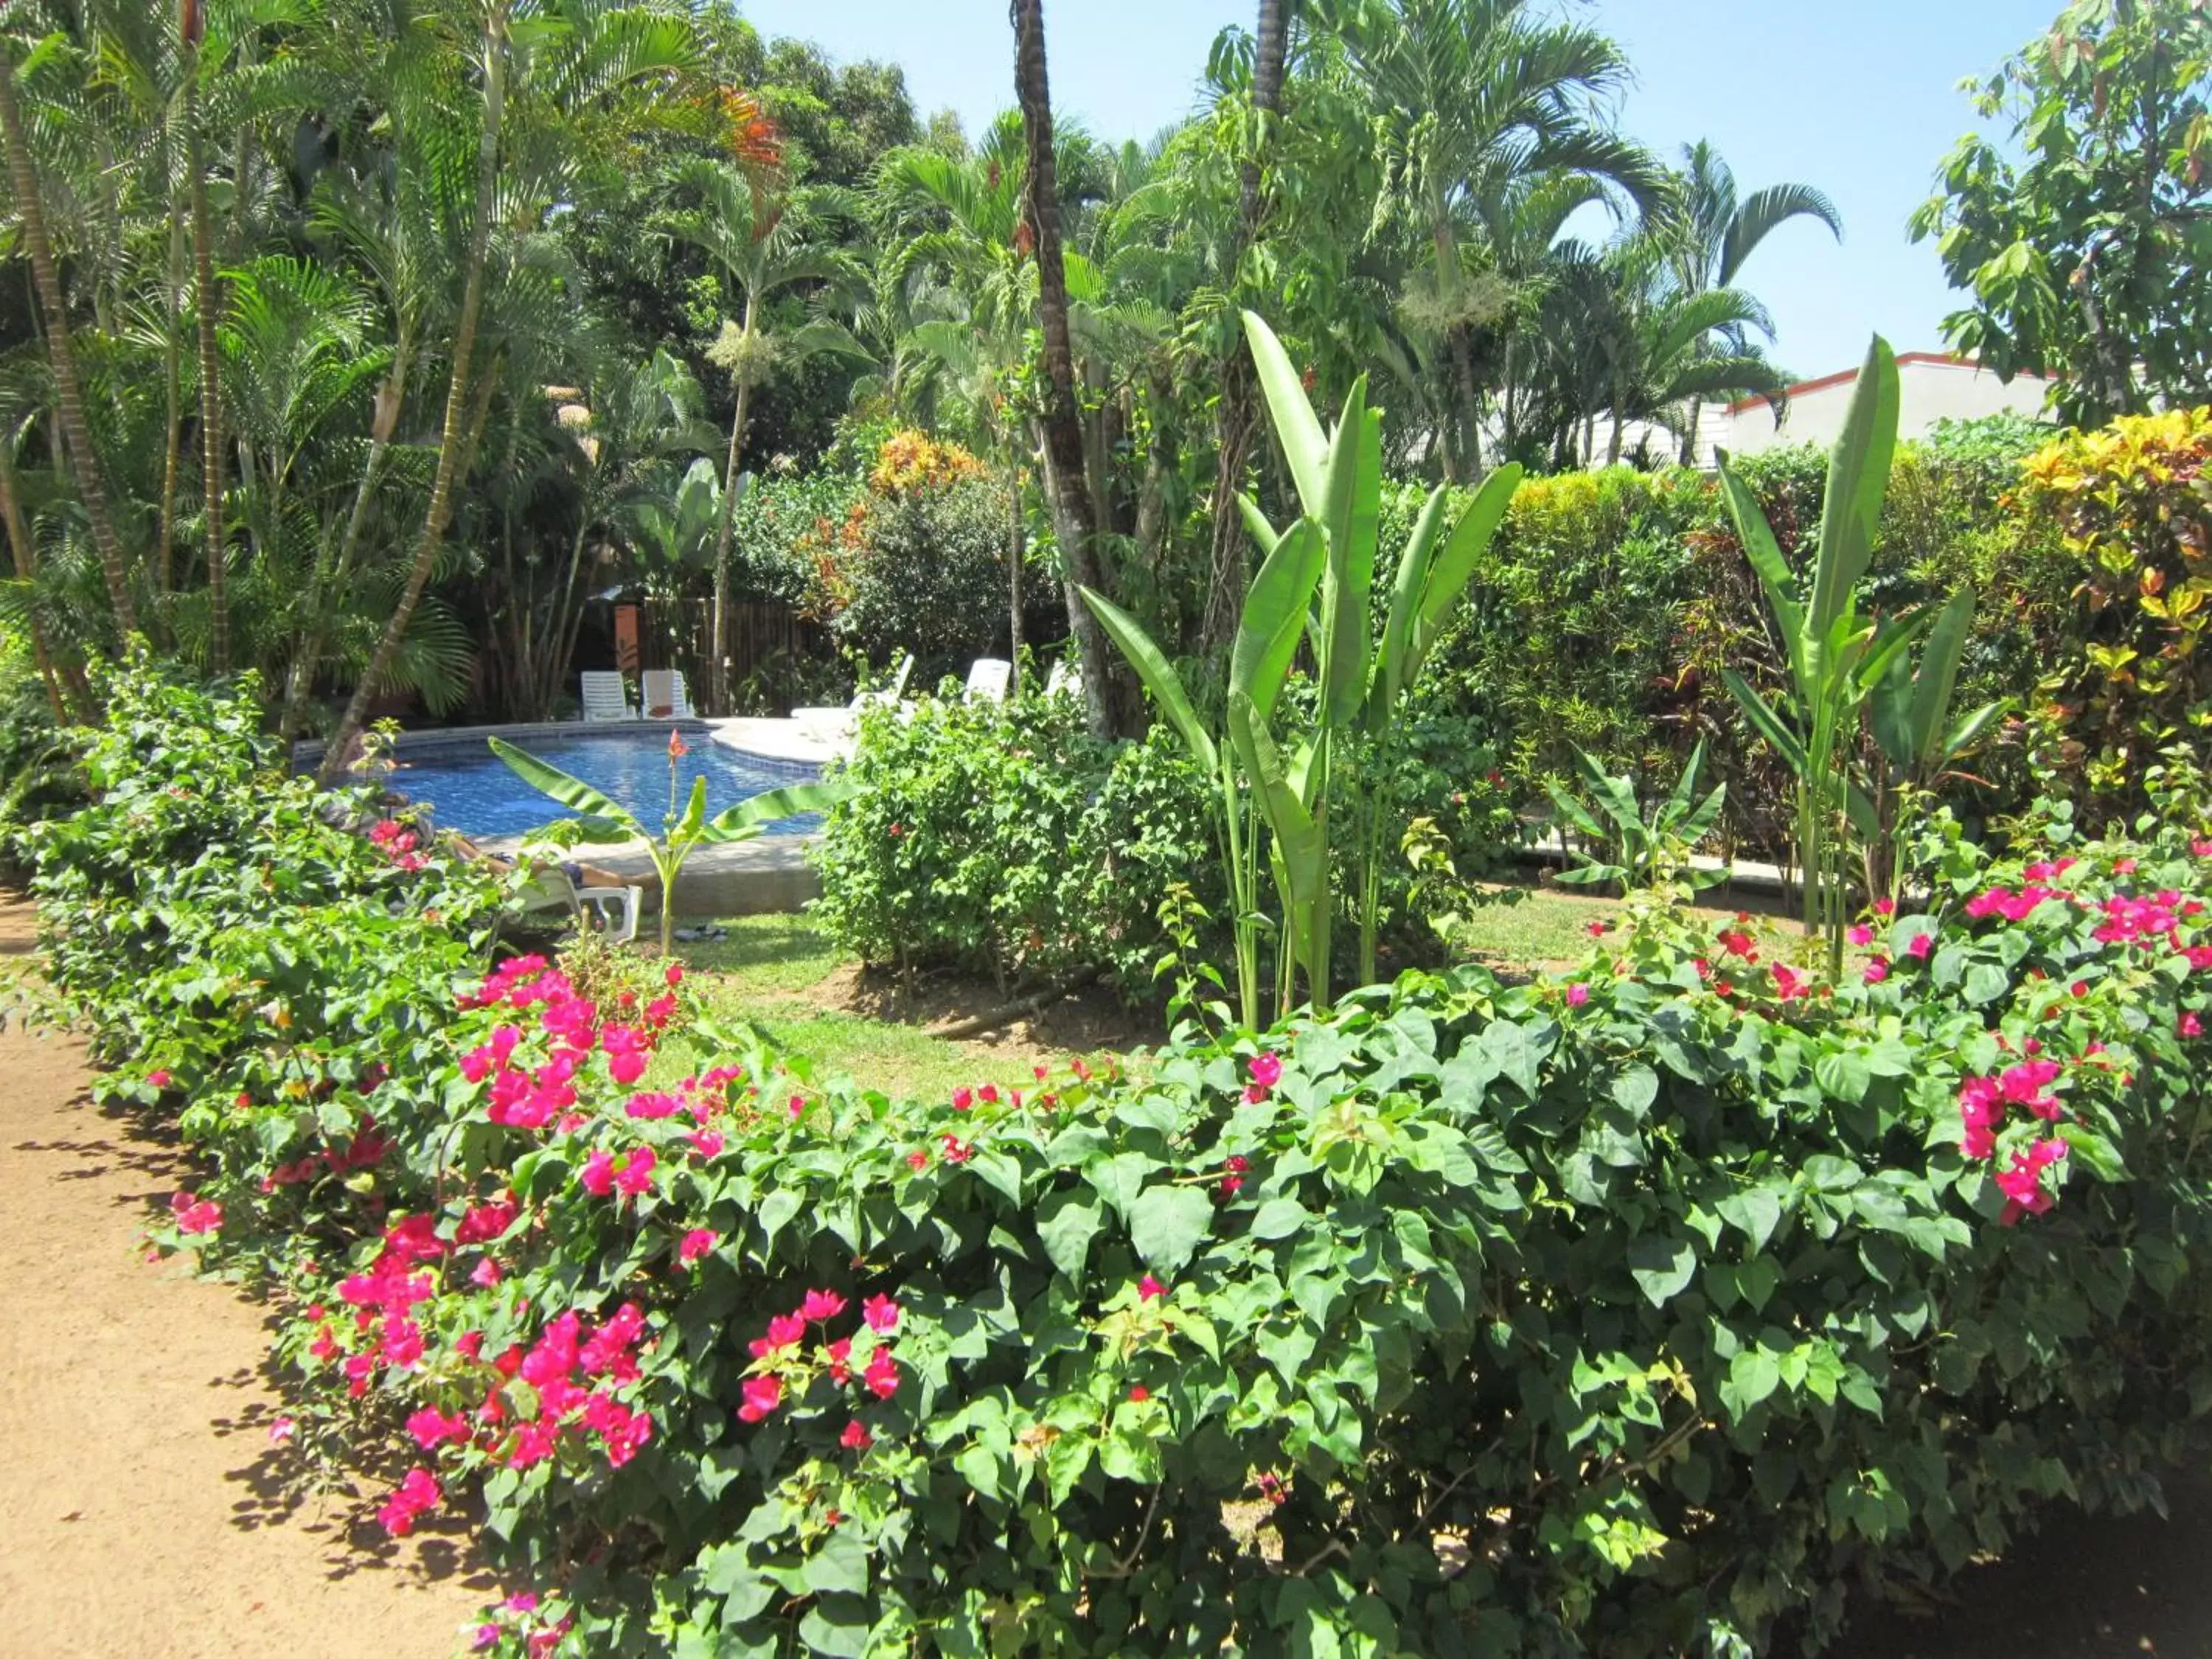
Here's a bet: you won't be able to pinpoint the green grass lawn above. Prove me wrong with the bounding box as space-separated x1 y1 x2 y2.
663 915 1091 1105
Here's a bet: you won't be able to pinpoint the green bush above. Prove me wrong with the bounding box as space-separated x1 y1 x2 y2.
807 692 1223 992
28 665 2212 1658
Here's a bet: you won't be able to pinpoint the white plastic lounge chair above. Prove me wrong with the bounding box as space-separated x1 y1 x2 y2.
793 654 914 736
580 670 634 723
640 668 694 720
1045 659 1083 700
964 658 1014 703
521 866 641 945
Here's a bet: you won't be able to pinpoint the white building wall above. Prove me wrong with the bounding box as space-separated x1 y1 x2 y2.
1714 356 2056 459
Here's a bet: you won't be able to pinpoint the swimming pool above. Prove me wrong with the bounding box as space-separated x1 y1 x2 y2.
389 726 825 840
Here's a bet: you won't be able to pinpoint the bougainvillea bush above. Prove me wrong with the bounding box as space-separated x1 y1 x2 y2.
21 664 2212 1658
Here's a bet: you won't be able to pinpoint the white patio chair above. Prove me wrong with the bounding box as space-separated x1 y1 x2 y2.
520 866 641 945
640 668 694 720
579 670 634 723
964 657 1013 703
793 654 914 736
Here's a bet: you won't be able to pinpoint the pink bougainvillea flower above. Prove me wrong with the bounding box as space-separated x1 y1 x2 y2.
376 1467 442 1537
1220 1152 1251 1197
1863 959 1890 986
665 961 684 988
736 1375 783 1424
626 1091 682 1121
863 1349 901 1399
1907 933 1934 959
863 1294 901 1334
1585 919 1606 938
1565 983 1590 1007
905 1148 929 1171
2194 838 2212 858
408 1408 471 1451
747 1312 807 1360
1242 1084 1268 1105
2183 1012 2205 1039
1847 925 1874 947
613 1147 657 1198
678 1228 717 1265
1994 1137 2068 1224
580 1150 616 1197
1138 1274 1167 1302
147 1070 172 1091
1128 1385 1150 1402
941 1135 972 1164
841 1419 872 1450
2115 858 2138 875
268 1416 296 1447
827 1337 852 1383
471 1257 504 1289
1770 964 1809 1001
801 1288 849 1324
688 1128 725 1159
1248 1053 1284 1090
1872 897 1896 917
472 1624 502 1652
951 1086 974 1112
1717 928 1757 961
977 1083 1001 1106
170 1191 223 1235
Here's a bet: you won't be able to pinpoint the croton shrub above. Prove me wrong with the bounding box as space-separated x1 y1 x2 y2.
18 664 2212 1658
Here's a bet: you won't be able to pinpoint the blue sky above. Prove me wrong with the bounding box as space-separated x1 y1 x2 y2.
737 1 2057 378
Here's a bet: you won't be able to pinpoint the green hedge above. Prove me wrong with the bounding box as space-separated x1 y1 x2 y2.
21 663 2212 1657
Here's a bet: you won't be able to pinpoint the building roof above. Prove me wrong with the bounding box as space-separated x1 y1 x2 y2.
1722 352 2042 415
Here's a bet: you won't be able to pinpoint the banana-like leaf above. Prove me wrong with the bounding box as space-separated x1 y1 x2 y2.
1810 336 1899 636
675 774 709 840
1080 585 1217 774
1238 493 1281 557
1373 485 1452 728
1242 311 1329 521
1664 738 1710 823
1722 669 1809 778
1851 610 1933 695
1318 386 1379 729
1573 748 1643 832
1230 689 1324 916
1718 462 1806 690
1680 780 1728 844
1843 777 1880 842
1943 699 2007 762
1408 462 1520 686
1543 777 1609 843
1907 588 1975 768
1870 648 1917 770
490 737 641 835
1232 519 1325 726
700 779 861 845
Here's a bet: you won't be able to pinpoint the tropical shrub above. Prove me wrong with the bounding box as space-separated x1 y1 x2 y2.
29 666 2212 1658
807 692 1222 992
2018 407 2212 814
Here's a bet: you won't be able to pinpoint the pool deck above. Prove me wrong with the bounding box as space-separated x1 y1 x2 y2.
297 716 853 920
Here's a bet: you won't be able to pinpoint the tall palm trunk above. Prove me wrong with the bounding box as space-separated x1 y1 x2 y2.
709 288 759 718
319 2 508 785
1011 0 1113 739
1201 0 1290 655
0 46 138 638
157 199 184 599
184 29 229 672
1006 467 1024 681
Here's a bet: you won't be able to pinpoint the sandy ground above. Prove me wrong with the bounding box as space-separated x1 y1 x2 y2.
0 897 494 1659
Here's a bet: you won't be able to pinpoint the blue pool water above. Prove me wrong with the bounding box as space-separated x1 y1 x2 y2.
390 726 824 840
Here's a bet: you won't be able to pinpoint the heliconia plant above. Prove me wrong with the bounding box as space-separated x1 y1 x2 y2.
1084 312 1521 1018
490 731 859 955
1719 336 1969 969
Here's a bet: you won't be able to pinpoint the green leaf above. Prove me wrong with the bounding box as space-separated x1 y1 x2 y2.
1722 670 1809 778
800 1531 869 1597
1080 587 1217 774
1811 335 1900 634
1627 1234 1697 1307
489 737 637 832
702 778 862 844
1716 1186 1784 1251
1035 1188 1105 1283
1128 1183 1215 1276
1730 1347 1782 1413
1611 1065 1659 1119
1242 312 1329 518
1249 1196 1311 1240
1231 521 1326 724
1408 463 1521 684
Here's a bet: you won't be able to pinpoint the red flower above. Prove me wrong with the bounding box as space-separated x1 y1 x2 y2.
1138 1274 1167 1302
678 1228 717 1265
737 1375 782 1423
1128 1385 1150 1402
863 1349 901 1399
667 729 689 759
863 1294 901 1334
1248 1053 1283 1090
841 1419 872 1450
1907 933 1934 959
1565 982 1590 1007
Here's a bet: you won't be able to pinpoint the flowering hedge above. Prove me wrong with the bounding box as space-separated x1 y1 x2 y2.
20 664 2212 1658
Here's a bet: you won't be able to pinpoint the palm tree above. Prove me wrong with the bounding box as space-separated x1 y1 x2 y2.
1658 141 1839 460
1325 0 1660 477
178 0 229 671
1010 0 1113 737
667 162 866 714
0 37 138 637
321 0 703 782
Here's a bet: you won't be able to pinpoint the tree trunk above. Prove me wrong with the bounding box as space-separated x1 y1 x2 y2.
185 50 228 672
158 199 184 602
1010 0 1113 739
709 291 759 719
1006 470 1025 691
319 2 507 785
0 46 137 638
1203 0 1291 657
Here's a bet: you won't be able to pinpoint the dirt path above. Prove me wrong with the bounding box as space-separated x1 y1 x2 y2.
0 898 493 1659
